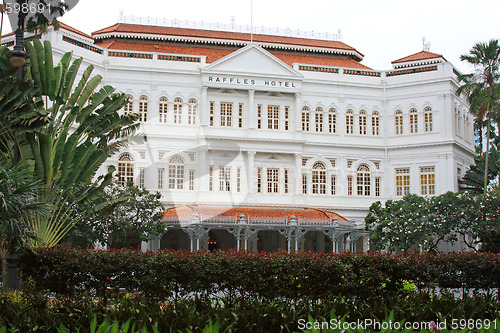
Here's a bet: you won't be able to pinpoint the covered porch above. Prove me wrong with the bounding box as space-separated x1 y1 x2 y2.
152 206 369 253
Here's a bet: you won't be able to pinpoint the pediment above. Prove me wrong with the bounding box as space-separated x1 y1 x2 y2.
203 44 302 78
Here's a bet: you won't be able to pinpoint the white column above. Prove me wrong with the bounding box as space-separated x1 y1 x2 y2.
294 153 302 195
200 86 208 126
247 151 256 193
199 148 208 192
248 90 255 129
294 92 302 132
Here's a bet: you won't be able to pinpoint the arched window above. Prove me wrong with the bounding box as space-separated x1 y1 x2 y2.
302 106 310 132
118 153 134 186
359 110 367 135
424 107 432 132
372 111 380 136
138 95 148 122
328 108 337 133
395 110 403 135
312 161 327 195
123 95 133 115
455 107 461 135
409 108 418 134
158 97 168 123
168 155 185 190
315 107 323 132
346 110 354 134
356 164 371 196
173 98 183 124
188 99 197 125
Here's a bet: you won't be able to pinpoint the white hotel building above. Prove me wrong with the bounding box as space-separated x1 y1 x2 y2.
3 21 475 252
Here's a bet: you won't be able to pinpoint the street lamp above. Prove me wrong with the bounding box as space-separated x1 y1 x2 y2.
5 0 28 291
7 0 29 70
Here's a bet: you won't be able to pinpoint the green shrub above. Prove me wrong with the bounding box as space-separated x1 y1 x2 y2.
18 247 500 301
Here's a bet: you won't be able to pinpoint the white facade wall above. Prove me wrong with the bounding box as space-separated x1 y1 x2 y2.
17 27 476 223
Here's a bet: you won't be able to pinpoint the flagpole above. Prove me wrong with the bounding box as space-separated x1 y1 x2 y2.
250 0 253 42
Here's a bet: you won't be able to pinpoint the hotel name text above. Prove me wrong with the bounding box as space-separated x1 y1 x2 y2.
207 76 297 88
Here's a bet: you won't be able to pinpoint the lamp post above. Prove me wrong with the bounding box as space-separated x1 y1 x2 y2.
7 0 29 75
5 0 28 291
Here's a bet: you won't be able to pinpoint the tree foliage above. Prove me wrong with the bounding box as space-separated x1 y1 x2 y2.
457 39 500 193
366 191 500 252
64 183 166 249
0 40 144 248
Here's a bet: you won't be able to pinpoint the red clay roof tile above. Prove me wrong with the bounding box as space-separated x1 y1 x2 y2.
92 23 363 56
164 206 348 223
96 40 371 69
392 50 446 64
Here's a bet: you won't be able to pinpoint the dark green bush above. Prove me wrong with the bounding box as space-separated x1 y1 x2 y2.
18 247 500 301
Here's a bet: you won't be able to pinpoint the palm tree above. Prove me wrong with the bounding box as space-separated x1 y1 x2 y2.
457 39 500 193
0 40 145 248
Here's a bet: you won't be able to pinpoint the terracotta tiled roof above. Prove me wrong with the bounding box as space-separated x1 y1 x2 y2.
164 205 348 224
58 22 93 40
391 50 446 64
1 21 92 40
95 40 371 69
92 23 363 56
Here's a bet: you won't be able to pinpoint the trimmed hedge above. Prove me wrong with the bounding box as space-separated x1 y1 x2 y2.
19 247 500 300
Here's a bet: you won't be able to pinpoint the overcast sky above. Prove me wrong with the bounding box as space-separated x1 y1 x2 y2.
4 0 500 72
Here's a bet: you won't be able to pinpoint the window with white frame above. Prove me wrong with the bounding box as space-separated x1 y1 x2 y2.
420 166 435 196
188 99 197 125
424 107 432 132
456 107 461 135
302 106 310 132
189 170 195 191
356 164 371 196
138 168 145 189
330 175 336 195
395 110 403 135
118 153 134 186
209 165 214 191
123 95 133 115
284 168 289 194
238 103 244 128
409 109 418 134
284 106 290 131
359 110 367 135
315 107 323 133
168 155 184 190
257 167 262 193
209 101 215 126
395 168 410 197
372 111 380 136
312 162 327 195
375 177 381 197
138 95 148 122
268 105 280 130
220 102 233 127
257 104 262 129
267 168 279 193
328 108 337 134
219 166 231 192
158 168 165 189
346 110 354 134
173 98 183 124
236 167 241 192
347 176 353 196
158 97 168 123
302 174 308 194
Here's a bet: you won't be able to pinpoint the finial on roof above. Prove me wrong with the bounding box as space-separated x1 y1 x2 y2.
422 36 431 51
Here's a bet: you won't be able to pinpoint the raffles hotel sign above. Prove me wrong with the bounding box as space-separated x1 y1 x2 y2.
202 75 302 91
